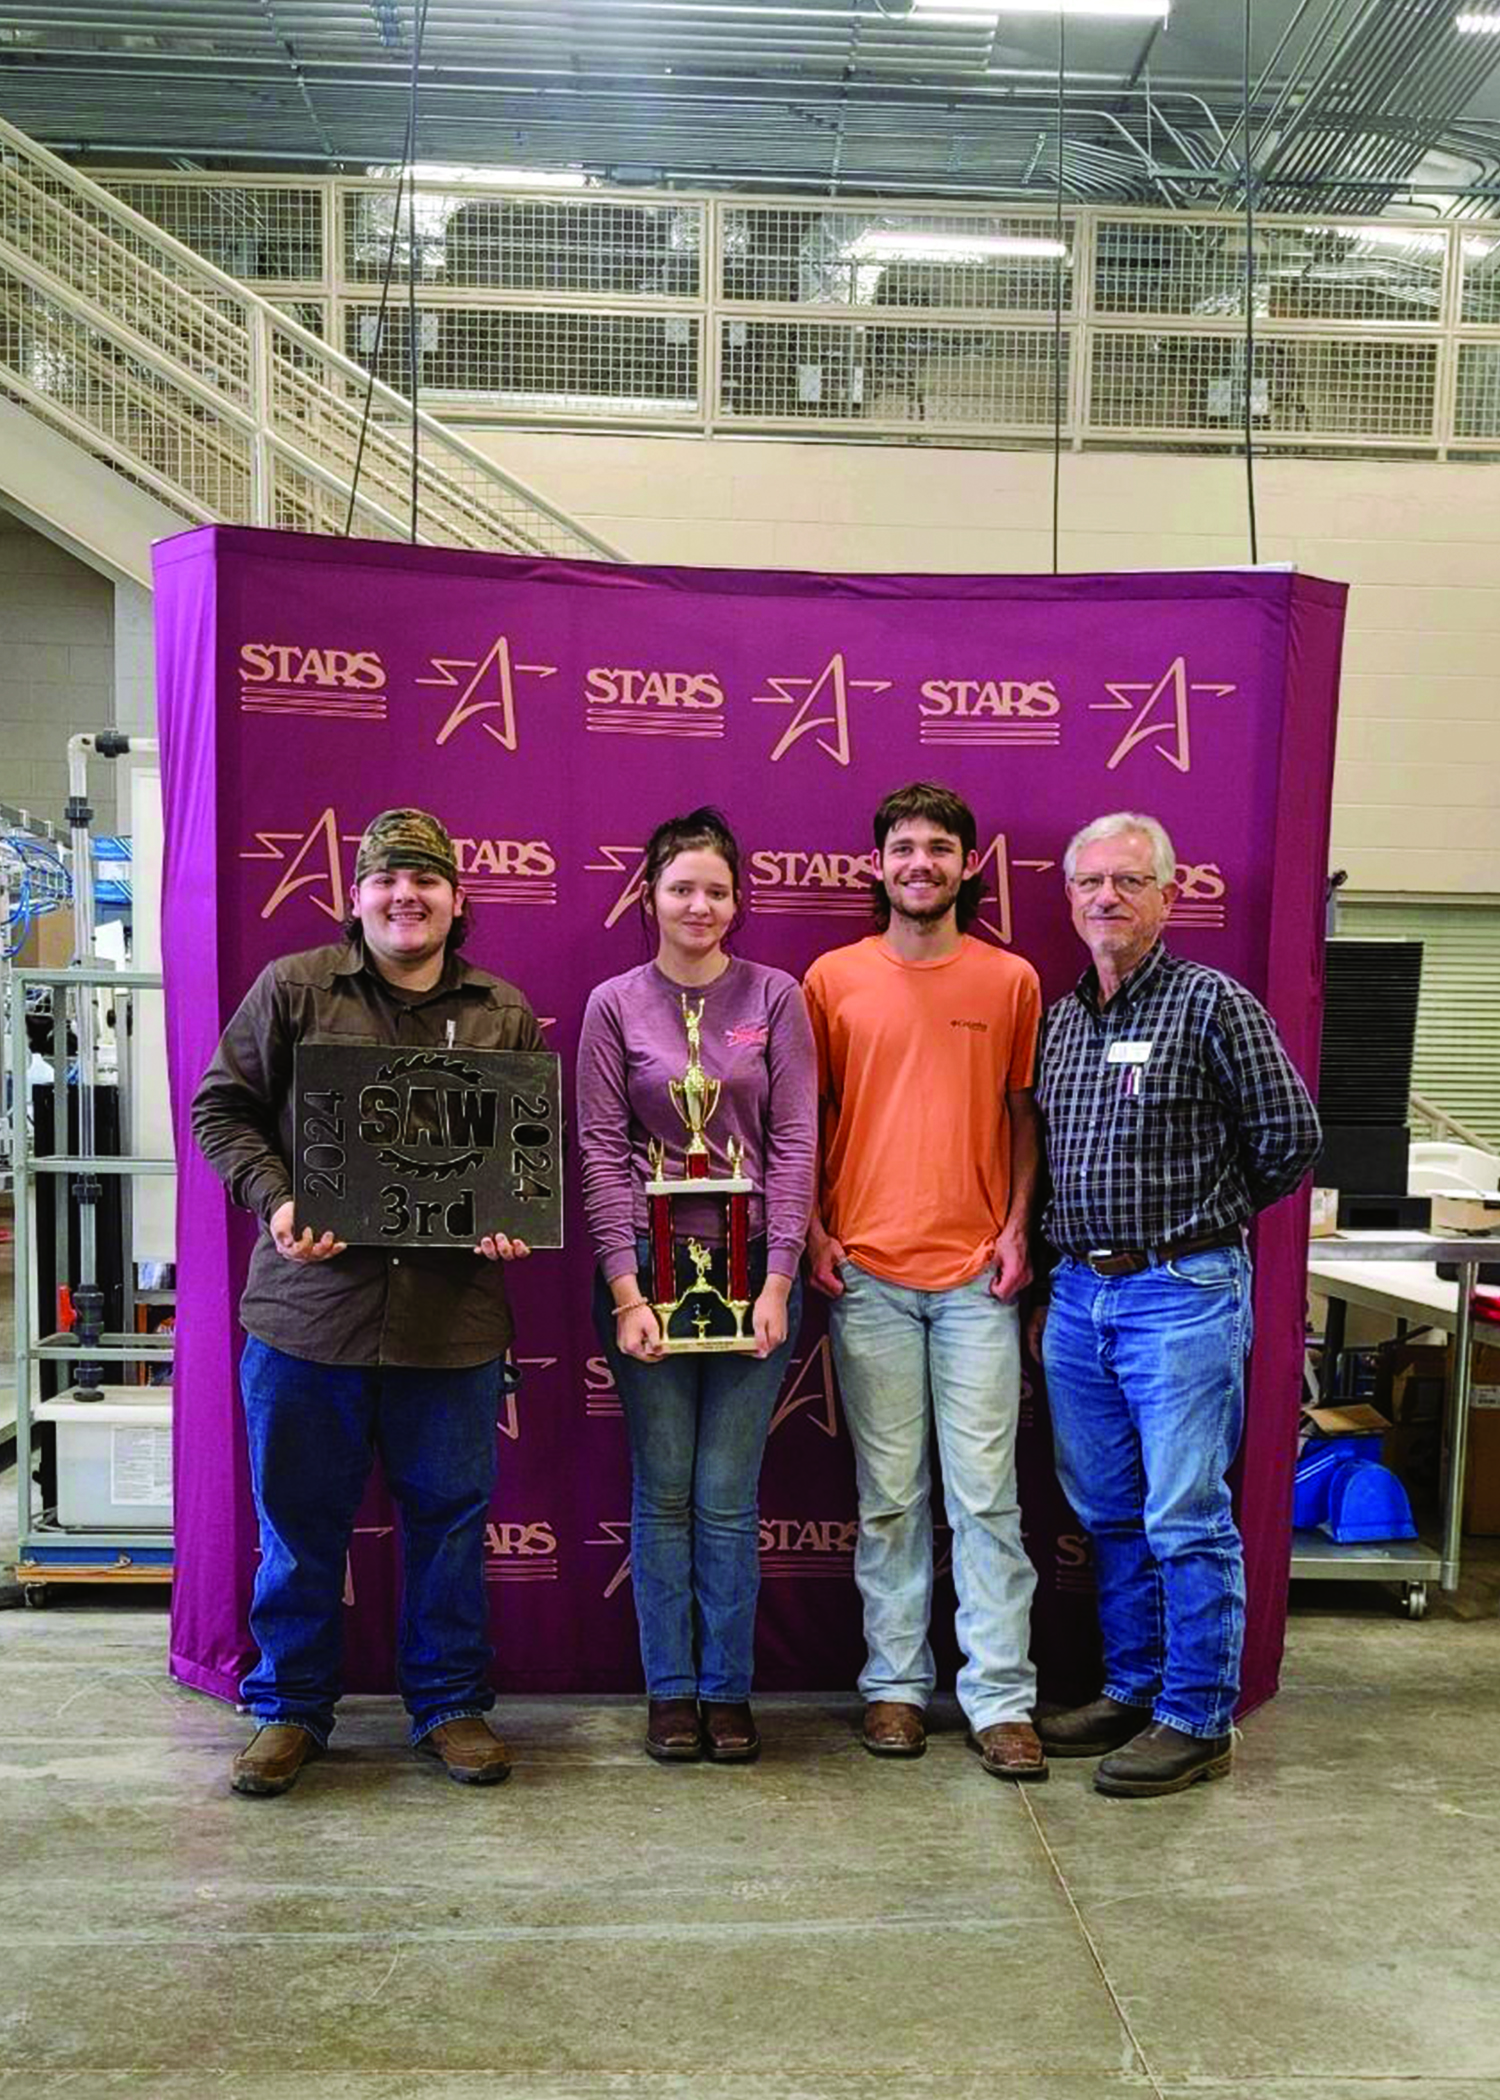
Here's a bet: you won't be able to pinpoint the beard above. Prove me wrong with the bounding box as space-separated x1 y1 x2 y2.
887 876 960 924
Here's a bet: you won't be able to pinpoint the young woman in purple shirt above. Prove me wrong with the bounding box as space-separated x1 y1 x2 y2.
576 809 817 1764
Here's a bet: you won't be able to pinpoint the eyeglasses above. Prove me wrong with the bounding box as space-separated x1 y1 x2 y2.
1068 872 1159 898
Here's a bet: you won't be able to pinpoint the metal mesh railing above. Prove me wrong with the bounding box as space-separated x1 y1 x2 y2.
0 263 249 516
718 317 1069 432
0 118 621 557
1094 216 1446 325
266 315 593 552
1089 331 1440 442
720 205 1076 314
342 186 702 296
1 132 255 409
102 179 325 284
342 303 702 419
40 148 1500 459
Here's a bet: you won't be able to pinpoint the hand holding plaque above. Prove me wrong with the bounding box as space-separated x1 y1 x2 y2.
645 995 754 1353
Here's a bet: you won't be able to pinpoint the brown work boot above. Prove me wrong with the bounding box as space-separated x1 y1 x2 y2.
1035 1695 1152 1758
862 1700 926 1758
230 1723 323 1798
645 1698 703 1762
702 1700 761 1764
1094 1722 1232 1798
968 1720 1048 1783
417 1717 512 1785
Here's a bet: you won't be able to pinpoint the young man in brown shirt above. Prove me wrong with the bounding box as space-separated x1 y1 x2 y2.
193 808 539 1797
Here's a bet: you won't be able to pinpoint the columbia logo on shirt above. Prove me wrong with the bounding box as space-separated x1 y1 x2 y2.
949 1018 989 1032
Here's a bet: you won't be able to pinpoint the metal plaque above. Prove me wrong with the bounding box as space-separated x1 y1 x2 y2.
293 1045 563 1249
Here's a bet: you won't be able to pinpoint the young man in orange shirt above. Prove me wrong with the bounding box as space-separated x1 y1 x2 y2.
803 783 1045 1781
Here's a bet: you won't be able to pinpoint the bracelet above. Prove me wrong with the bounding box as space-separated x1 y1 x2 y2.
613 1298 650 1318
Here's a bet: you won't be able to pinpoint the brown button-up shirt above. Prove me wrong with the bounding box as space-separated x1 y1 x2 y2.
191 939 543 1368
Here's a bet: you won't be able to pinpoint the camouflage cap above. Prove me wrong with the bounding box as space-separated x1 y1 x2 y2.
354 808 458 887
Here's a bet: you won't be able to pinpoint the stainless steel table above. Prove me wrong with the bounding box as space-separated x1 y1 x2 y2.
1298 1231 1500 1617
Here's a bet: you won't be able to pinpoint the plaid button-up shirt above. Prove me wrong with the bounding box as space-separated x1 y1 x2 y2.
1036 942 1321 1259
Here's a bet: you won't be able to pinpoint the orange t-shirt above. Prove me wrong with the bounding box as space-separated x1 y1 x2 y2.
803 934 1041 1292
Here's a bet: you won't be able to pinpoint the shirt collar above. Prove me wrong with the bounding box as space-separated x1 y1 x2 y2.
1074 939 1169 1016
335 934 474 998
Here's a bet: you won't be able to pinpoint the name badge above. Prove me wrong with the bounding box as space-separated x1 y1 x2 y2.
1106 1041 1153 1065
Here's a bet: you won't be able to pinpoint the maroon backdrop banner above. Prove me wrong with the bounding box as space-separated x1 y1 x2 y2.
153 526 1345 1715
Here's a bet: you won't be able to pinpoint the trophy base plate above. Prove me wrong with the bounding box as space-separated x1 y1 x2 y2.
655 1336 760 1356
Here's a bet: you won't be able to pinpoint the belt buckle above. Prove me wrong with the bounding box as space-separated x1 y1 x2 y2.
1086 1247 1133 1277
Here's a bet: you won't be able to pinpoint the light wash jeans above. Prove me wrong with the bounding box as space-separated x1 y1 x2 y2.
593 1239 802 1702
829 1259 1037 1730
1041 1247 1253 1740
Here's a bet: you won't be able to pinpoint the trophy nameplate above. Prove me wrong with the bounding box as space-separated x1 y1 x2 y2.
645 995 755 1353
293 1044 562 1248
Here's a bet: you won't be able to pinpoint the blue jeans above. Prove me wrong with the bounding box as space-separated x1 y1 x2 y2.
829 1261 1037 1729
1041 1248 1253 1740
238 1336 502 1746
593 1241 802 1701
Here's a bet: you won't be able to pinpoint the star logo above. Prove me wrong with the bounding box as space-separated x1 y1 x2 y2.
242 807 361 922
769 1337 842 1439
751 651 891 766
416 636 557 751
586 844 649 930
969 834 1056 949
586 1518 634 1600
1091 656 1236 774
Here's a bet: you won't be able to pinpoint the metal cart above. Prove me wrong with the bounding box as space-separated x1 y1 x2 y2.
9 965 174 1605
1297 1230 1500 1619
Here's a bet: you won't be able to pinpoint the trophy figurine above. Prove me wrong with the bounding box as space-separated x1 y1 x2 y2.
645 996 754 1352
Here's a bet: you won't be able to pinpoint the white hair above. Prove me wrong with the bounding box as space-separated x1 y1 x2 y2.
1063 811 1176 887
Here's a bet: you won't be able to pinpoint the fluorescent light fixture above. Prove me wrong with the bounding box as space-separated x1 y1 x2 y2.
1305 224 1445 252
910 1 1170 18
371 161 590 189
850 229 1068 261
1358 226 1446 251
1456 12 1500 30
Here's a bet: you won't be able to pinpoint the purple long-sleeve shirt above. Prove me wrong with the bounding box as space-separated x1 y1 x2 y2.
576 956 818 1285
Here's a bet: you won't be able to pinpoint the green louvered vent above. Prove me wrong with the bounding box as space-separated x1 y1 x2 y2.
1336 901 1500 1149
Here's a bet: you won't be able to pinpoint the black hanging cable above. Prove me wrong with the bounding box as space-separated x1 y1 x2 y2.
342 98 416 534
1051 12 1066 575
1242 0 1261 565
406 0 430 542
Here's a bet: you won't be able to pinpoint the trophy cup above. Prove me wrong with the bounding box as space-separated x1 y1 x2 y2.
645 995 754 1353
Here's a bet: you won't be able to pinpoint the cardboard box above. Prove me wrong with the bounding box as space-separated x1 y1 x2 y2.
1302 1403 1390 1439
1371 1338 1500 1532
1430 1193 1500 1235
15 906 74 972
1380 1338 1447 1425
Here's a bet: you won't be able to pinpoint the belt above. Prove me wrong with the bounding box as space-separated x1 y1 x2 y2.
1077 1225 1244 1279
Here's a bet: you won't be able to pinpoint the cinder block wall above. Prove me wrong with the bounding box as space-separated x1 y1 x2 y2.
0 507 116 832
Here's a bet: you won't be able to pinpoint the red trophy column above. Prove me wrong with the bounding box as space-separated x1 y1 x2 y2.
649 1191 674 1307
727 1190 750 1304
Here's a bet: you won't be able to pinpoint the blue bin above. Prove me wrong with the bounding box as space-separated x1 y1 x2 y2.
1293 1442 1347 1527
1320 1460 1418 1545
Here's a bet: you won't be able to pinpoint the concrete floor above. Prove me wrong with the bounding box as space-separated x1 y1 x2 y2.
5 1219 1500 2096
2 1514 1499 2100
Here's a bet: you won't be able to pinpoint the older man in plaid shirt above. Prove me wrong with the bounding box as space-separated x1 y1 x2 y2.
1034 810 1320 1799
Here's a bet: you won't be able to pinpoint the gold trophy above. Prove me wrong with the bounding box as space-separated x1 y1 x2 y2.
645 995 754 1352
